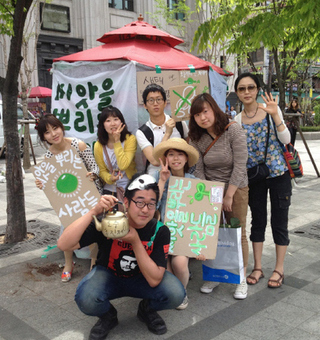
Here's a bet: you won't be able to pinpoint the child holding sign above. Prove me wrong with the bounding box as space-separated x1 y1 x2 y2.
153 138 199 310
35 114 100 282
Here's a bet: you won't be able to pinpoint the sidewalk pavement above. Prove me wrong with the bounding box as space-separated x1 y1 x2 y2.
0 139 320 340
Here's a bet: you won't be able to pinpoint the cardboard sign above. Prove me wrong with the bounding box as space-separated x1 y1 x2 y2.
136 70 180 104
164 176 224 259
170 70 209 121
31 147 100 227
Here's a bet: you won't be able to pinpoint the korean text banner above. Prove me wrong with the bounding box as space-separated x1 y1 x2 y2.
31 147 100 227
164 176 225 259
51 61 138 149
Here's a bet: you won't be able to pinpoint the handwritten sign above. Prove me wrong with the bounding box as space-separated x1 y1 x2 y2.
164 176 224 259
170 70 209 121
31 147 100 226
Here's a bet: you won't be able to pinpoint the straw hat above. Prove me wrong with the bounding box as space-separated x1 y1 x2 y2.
153 138 199 167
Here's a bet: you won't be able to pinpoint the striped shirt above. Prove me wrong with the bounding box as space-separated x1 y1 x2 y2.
189 123 248 188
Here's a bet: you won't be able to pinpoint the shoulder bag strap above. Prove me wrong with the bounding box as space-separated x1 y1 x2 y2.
263 116 270 162
203 121 236 157
102 146 113 173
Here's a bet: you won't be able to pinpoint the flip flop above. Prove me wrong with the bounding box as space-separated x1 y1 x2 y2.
268 270 284 288
246 268 264 285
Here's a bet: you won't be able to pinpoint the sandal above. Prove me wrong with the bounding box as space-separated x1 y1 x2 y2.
246 269 264 285
268 270 284 288
61 262 75 283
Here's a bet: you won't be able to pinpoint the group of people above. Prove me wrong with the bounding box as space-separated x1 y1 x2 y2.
35 72 292 340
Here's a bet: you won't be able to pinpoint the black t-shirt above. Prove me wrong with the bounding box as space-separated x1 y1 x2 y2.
79 218 170 278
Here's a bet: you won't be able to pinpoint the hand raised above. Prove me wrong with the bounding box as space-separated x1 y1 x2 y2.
165 118 176 135
159 157 171 182
112 123 125 142
260 92 279 117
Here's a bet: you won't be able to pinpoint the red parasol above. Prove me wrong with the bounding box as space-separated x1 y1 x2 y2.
97 15 184 48
28 86 52 98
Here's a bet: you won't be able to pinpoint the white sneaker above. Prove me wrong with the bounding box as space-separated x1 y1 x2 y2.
233 279 248 300
176 295 188 310
200 281 219 294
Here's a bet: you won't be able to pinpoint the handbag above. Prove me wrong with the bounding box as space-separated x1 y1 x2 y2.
247 116 270 185
272 118 303 179
202 213 244 284
281 143 303 178
102 146 125 211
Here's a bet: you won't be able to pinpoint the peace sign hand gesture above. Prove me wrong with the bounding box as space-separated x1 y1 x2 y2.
159 157 171 183
260 92 279 118
112 123 125 143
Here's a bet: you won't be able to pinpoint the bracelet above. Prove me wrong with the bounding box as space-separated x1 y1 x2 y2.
276 122 284 128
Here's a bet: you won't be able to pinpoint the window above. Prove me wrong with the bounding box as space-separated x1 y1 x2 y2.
167 0 185 20
108 0 134 11
40 3 70 33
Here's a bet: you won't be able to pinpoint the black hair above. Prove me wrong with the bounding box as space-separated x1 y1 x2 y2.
164 148 189 173
142 83 166 105
36 113 65 145
234 72 261 92
97 106 131 145
125 173 160 203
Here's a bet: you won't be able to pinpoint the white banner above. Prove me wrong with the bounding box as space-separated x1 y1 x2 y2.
51 61 138 149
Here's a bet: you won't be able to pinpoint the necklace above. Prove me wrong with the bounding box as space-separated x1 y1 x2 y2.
244 103 259 119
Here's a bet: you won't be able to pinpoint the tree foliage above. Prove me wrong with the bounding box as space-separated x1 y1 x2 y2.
192 0 320 110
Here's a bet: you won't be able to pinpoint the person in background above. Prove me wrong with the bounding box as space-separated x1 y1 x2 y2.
189 93 249 300
285 98 301 146
234 72 291 289
230 106 237 120
153 138 199 310
57 174 185 339
35 114 100 282
136 84 188 178
94 106 137 200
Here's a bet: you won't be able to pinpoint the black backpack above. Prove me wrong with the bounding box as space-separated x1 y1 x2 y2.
139 121 184 172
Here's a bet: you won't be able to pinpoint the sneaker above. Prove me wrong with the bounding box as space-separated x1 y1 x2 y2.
233 279 248 300
200 281 219 294
137 299 167 335
89 304 118 340
176 295 189 310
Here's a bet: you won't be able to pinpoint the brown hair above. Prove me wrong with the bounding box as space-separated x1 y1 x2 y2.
189 93 229 141
37 114 65 145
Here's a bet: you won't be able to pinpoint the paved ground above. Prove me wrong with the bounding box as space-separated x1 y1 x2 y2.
0 139 320 340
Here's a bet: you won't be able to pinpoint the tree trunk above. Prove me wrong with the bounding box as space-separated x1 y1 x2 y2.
273 49 286 112
21 93 31 169
2 0 33 243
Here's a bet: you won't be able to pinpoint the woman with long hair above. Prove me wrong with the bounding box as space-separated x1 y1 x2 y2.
234 72 291 289
94 106 137 198
36 114 100 282
285 98 301 146
189 93 249 299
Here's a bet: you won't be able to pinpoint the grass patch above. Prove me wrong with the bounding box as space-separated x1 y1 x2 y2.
300 126 320 132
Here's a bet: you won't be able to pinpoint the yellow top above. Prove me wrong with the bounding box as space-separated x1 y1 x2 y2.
94 134 137 185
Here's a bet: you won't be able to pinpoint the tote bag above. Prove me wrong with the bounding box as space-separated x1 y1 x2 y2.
202 217 244 284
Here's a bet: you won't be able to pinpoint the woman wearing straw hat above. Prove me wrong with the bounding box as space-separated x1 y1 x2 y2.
153 137 199 310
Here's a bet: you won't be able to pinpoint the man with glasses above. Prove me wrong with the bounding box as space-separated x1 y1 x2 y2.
58 174 185 340
136 83 189 177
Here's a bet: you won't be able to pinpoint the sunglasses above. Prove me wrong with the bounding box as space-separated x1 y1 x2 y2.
237 85 257 94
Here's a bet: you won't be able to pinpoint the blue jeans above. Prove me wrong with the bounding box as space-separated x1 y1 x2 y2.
75 265 185 317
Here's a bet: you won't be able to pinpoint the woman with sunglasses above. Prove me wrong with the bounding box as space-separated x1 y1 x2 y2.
189 93 249 299
234 72 291 289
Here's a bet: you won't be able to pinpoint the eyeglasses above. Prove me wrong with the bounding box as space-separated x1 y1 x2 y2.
130 199 157 210
146 98 164 105
237 85 257 94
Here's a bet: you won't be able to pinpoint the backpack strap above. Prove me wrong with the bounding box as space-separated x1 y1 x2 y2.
176 121 184 138
139 124 154 172
147 220 164 247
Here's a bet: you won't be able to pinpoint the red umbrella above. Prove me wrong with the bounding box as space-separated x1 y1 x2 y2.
28 86 52 98
97 16 184 48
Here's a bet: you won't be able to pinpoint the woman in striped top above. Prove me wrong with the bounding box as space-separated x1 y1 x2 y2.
189 93 249 300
